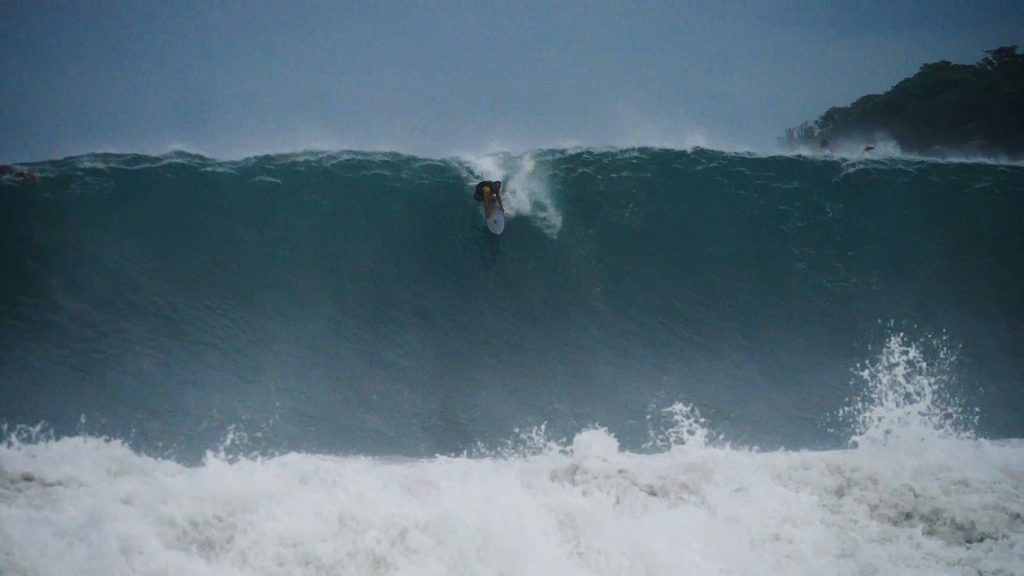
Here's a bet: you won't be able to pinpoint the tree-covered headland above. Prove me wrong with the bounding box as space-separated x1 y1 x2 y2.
782 46 1024 157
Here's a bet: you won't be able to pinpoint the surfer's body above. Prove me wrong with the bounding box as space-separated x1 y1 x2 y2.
474 181 506 235
474 181 503 211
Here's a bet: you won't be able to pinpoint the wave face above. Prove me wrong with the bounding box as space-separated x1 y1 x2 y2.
1 148 1023 457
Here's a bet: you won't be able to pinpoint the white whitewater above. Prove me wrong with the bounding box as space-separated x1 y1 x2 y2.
1 335 1021 575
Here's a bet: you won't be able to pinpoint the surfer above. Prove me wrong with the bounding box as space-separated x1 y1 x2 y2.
0 165 37 182
474 180 506 234
474 180 504 210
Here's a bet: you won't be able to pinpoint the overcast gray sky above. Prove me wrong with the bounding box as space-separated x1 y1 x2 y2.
1 1 1021 162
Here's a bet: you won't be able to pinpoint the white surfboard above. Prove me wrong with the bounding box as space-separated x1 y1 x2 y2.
485 202 505 235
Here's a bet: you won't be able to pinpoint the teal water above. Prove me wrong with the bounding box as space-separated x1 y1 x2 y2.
1 148 1022 457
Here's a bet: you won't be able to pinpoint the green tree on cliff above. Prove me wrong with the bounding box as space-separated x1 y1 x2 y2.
782 46 1024 157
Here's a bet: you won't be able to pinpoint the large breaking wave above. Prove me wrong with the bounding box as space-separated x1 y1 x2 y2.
3 148 1022 454
2 147 1023 574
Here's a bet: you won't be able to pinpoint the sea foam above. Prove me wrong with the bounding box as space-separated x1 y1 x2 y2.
2 336 1021 575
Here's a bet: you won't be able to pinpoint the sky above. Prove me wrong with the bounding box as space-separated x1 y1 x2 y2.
1 0 1021 162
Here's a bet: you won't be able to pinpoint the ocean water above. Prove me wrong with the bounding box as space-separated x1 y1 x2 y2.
1 148 1022 574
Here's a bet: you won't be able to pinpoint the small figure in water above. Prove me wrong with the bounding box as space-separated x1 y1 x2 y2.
863 145 876 153
474 180 504 210
819 139 832 154
0 165 37 182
